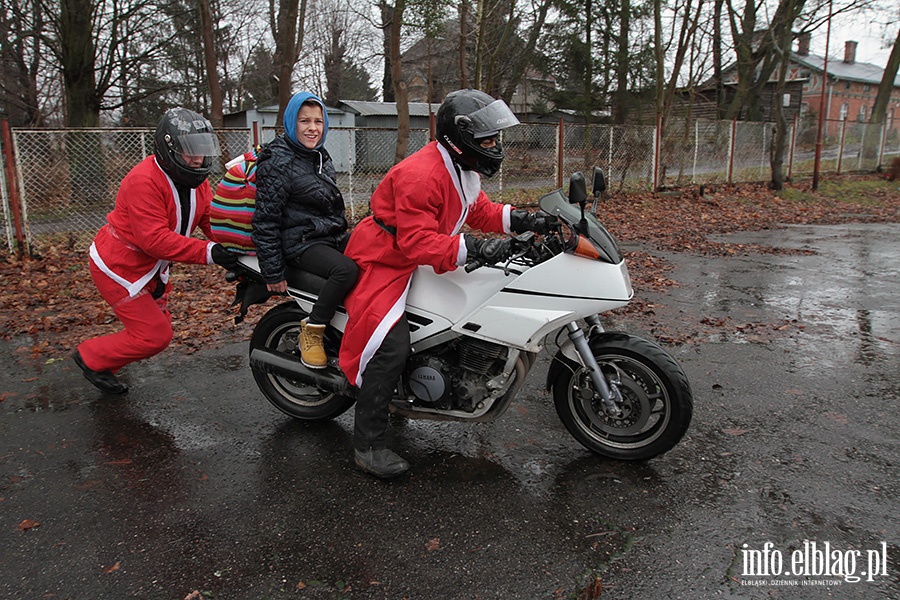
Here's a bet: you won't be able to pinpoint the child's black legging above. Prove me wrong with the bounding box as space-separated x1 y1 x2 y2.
290 242 358 325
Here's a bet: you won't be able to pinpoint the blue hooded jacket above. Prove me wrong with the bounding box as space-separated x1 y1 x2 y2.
283 92 329 150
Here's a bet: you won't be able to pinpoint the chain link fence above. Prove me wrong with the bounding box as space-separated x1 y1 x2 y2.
3 117 898 253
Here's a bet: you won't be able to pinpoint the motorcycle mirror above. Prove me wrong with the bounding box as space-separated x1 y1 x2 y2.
568 172 587 206
568 172 589 235
592 167 606 195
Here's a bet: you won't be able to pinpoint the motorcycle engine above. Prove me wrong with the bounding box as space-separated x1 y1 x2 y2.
403 339 508 412
405 355 453 409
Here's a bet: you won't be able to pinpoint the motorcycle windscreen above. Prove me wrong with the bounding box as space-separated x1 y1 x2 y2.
539 190 623 264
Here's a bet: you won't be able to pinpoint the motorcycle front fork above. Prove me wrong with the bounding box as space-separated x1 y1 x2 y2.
566 315 624 418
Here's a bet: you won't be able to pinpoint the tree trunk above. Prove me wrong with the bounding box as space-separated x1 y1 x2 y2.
713 0 724 118
653 0 663 117
770 22 794 189
60 0 100 127
867 27 900 167
871 27 900 126
272 0 305 127
380 0 395 101
390 0 409 163
613 0 630 124
458 0 469 88
197 0 223 127
474 0 485 88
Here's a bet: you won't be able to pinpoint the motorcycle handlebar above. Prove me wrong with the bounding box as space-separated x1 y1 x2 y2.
464 231 538 273
464 258 487 273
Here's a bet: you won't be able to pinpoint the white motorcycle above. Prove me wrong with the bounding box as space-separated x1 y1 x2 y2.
228 169 692 460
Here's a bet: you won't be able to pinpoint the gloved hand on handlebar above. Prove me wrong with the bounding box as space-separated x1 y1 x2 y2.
211 244 241 270
510 209 552 235
464 235 513 265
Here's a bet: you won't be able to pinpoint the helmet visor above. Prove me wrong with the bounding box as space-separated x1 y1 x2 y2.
174 132 222 157
463 100 519 138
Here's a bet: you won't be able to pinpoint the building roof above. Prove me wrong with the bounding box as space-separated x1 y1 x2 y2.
794 53 900 87
337 100 442 117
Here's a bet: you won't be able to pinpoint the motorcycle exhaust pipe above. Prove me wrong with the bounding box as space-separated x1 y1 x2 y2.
249 347 354 395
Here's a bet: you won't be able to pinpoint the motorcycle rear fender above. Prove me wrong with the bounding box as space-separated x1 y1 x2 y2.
545 330 633 390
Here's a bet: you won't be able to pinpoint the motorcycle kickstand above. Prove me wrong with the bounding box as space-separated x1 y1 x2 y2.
565 322 623 419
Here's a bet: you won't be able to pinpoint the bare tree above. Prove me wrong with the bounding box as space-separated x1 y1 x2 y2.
0 0 46 125
390 0 409 162
770 0 803 189
197 0 223 126
870 26 900 127
459 0 469 87
656 0 705 126
271 0 309 126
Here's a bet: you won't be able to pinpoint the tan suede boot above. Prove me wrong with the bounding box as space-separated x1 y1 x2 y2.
299 319 327 369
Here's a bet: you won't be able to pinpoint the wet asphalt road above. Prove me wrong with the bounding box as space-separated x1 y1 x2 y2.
1 223 898 600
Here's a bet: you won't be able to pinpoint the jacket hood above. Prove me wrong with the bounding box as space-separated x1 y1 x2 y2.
283 92 329 150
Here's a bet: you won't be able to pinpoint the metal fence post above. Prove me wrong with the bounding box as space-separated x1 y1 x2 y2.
728 118 737 185
837 119 846 174
556 118 564 189
878 122 887 169
653 113 661 191
788 113 798 180
858 124 866 171
1 119 27 257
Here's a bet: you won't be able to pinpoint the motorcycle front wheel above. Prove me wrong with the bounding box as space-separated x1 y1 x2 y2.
249 302 355 421
551 332 693 461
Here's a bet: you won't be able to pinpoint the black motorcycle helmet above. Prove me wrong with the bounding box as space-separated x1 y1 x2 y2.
436 89 519 178
153 107 221 188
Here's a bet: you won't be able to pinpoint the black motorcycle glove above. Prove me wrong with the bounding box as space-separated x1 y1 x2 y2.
465 236 513 265
510 209 551 235
211 244 241 269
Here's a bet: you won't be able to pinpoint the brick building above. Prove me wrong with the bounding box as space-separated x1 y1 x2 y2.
788 33 900 138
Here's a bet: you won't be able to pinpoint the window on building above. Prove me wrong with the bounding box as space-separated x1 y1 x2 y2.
844 81 852 90
840 103 849 121
863 84 870 93
858 104 867 121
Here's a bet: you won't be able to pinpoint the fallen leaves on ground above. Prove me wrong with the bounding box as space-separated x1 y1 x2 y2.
102 561 121 574
18 519 40 531
1 176 897 360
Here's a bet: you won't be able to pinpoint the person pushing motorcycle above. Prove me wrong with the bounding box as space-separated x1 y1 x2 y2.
73 107 240 394
339 89 548 478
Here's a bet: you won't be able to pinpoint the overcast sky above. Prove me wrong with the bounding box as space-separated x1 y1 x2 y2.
807 12 898 68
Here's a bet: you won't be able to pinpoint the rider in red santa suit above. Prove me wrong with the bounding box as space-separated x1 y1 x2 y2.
339 89 548 478
73 107 240 394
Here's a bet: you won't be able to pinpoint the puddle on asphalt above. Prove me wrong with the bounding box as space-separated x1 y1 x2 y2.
689 224 899 369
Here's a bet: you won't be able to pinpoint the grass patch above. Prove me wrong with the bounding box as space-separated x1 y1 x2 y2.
780 178 894 206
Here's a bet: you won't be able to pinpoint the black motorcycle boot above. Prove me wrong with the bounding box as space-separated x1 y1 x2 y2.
354 447 410 479
72 350 129 395
352 318 410 478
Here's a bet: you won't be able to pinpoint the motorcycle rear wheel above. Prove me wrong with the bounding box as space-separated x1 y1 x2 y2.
551 332 692 460
250 302 355 421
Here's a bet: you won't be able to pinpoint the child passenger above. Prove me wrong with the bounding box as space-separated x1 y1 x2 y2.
252 92 357 369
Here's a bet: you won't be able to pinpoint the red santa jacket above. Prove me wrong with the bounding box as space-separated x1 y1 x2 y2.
339 141 511 386
89 156 215 297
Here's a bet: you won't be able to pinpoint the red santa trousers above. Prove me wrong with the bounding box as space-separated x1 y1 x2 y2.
77 261 173 373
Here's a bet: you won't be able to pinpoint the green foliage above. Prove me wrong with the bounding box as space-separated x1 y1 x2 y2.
240 46 278 109
780 178 895 206
340 62 379 102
